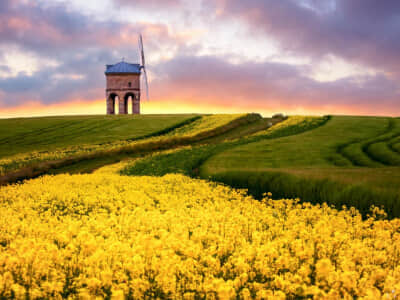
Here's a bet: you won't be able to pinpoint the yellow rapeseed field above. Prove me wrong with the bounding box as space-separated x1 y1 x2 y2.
1 171 400 299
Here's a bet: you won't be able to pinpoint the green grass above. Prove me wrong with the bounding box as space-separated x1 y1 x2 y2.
339 118 400 167
202 116 389 170
0 114 267 183
194 118 274 144
209 170 400 218
367 142 400 165
121 146 218 177
392 141 400 153
0 114 197 158
200 115 400 217
122 116 328 177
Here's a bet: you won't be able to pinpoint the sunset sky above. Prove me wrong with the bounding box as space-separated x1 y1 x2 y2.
0 0 399 118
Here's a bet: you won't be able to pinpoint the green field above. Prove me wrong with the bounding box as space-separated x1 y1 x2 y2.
0 114 196 158
201 116 400 180
0 114 269 182
122 115 400 217
199 116 400 216
1 113 400 217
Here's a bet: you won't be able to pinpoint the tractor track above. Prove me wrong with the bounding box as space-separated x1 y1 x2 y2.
336 118 399 167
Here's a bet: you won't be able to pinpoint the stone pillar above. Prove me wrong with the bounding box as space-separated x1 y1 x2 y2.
118 94 127 114
133 93 140 114
106 94 115 115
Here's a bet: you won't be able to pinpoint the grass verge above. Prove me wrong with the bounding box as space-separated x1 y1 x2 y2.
208 170 400 219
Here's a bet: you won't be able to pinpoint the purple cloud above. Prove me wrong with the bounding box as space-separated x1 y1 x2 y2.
114 0 181 8
151 54 400 115
0 0 178 55
217 0 400 76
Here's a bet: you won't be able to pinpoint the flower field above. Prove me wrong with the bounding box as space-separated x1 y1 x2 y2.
1 171 400 299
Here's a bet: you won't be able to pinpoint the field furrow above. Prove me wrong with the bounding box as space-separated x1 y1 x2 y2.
388 135 400 154
365 137 400 166
337 118 393 166
392 142 400 153
338 142 383 167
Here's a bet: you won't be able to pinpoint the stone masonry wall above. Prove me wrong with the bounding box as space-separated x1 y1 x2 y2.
106 74 140 90
106 74 141 115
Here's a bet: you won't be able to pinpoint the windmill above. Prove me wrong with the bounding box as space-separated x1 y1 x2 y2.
138 34 149 101
105 33 149 115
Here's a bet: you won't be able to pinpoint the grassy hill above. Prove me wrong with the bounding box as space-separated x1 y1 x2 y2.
0 114 197 158
200 116 400 217
202 116 400 180
1 113 399 217
0 113 266 181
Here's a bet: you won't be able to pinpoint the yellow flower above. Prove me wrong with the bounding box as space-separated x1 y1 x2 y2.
316 258 335 282
0 172 399 298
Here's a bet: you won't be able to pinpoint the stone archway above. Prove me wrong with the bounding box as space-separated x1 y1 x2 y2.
107 93 118 114
124 92 140 114
124 93 135 115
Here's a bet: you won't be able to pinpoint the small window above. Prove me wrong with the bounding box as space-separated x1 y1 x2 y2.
128 82 132 87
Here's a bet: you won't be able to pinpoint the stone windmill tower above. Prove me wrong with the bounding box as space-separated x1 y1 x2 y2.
105 35 149 115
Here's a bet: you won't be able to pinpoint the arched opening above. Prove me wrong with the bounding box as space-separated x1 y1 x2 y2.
108 93 119 114
124 93 135 114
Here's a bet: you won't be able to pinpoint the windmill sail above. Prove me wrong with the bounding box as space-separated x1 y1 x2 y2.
139 34 149 100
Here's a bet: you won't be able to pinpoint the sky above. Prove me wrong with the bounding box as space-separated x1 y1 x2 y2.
0 0 399 118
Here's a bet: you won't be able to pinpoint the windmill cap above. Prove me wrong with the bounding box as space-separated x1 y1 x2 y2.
105 61 141 74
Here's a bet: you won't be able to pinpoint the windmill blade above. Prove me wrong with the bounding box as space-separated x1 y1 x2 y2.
138 35 143 61
139 34 145 68
143 67 149 100
138 34 149 100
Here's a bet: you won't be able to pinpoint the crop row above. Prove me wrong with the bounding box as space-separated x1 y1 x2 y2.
338 118 400 167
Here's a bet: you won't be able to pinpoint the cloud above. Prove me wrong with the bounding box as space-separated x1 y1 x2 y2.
150 54 400 115
217 0 400 76
114 0 181 8
0 49 111 106
0 65 10 73
0 0 180 55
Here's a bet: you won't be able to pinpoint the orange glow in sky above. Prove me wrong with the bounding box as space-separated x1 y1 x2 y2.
1 97 397 119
